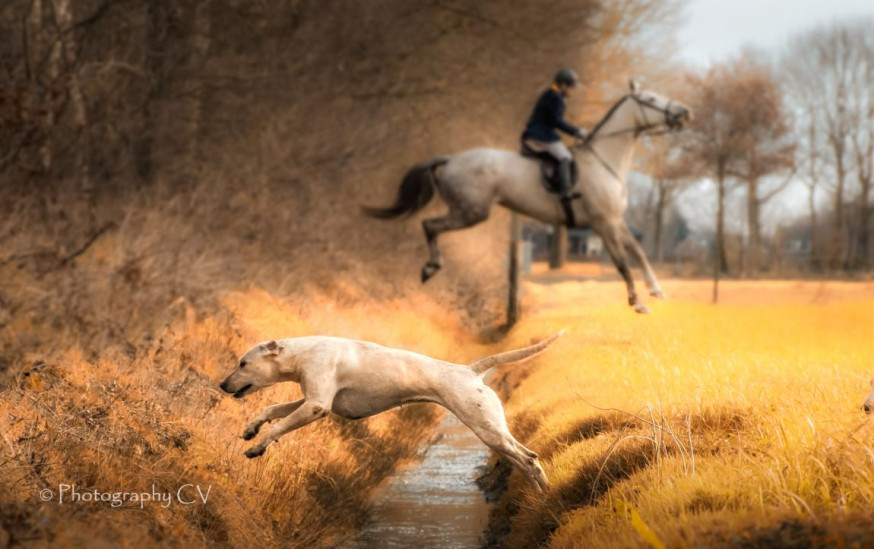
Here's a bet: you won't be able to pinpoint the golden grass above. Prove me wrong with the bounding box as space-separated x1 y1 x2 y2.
0 284 487 548
490 279 874 548
0 171 508 547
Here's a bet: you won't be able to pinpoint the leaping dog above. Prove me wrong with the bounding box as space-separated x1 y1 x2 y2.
219 333 562 492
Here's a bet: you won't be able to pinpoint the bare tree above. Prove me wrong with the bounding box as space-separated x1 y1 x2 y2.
636 135 694 262
852 114 874 270
848 27 874 270
783 20 874 271
719 56 795 275
686 59 751 302
797 117 824 270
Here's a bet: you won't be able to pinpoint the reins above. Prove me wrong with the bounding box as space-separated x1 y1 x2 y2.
577 141 624 183
572 93 678 184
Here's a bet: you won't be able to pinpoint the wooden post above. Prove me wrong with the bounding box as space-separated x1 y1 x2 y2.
712 170 725 304
549 224 568 269
507 214 521 327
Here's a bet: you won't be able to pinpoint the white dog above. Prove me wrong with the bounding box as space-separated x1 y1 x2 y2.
864 375 874 414
219 333 562 492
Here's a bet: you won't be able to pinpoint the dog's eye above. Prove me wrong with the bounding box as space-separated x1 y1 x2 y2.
239 361 247 369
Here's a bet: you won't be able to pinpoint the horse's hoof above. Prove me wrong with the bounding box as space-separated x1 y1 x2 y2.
633 303 651 314
421 262 440 283
650 289 667 299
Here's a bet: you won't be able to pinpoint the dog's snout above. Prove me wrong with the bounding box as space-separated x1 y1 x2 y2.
864 403 872 414
220 380 231 393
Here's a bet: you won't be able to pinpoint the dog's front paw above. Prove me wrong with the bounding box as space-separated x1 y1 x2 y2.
242 423 261 441
244 445 266 459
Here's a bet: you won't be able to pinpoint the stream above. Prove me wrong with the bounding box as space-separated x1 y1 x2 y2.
336 413 493 548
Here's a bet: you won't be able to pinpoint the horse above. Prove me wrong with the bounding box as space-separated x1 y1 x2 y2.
364 81 692 314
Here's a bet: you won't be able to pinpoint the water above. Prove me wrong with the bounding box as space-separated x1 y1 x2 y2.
336 413 493 549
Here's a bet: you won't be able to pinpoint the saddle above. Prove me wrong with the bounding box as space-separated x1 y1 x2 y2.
520 140 579 194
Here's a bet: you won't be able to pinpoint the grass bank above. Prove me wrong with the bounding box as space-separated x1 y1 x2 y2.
486 279 874 548
0 283 488 548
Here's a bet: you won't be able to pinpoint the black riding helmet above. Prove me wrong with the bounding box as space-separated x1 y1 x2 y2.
554 68 580 87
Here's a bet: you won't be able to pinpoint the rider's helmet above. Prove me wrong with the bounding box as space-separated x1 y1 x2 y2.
554 68 580 87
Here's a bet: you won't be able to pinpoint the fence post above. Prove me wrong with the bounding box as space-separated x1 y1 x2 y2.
507 214 522 327
549 224 568 269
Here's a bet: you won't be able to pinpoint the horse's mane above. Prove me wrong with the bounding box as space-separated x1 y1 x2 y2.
582 94 633 143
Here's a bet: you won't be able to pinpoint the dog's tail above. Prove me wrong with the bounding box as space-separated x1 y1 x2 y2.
469 331 564 376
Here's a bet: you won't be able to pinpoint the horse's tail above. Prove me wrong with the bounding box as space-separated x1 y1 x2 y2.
469 331 564 376
362 157 448 219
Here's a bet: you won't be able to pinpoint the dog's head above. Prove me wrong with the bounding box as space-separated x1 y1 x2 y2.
220 340 285 399
863 375 874 414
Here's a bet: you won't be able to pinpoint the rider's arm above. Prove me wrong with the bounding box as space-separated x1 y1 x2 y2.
546 93 582 137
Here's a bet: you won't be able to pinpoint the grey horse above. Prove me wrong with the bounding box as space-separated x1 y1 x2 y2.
365 81 692 314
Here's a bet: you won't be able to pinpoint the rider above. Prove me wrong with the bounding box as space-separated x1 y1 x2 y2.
522 69 588 220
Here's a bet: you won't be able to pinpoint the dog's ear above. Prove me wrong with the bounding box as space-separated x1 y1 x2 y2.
263 340 283 355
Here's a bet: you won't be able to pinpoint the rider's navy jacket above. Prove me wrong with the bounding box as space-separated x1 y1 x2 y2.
522 88 581 143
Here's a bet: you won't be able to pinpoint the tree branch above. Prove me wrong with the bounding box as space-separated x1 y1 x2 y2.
59 222 116 266
759 167 798 204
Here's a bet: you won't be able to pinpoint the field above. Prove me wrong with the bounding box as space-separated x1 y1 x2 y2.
4 228 874 549
487 277 874 548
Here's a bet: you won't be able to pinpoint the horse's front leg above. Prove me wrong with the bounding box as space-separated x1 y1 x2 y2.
595 222 649 314
621 225 666 299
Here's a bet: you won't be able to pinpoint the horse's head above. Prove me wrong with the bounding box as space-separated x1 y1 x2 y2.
627 79 692 134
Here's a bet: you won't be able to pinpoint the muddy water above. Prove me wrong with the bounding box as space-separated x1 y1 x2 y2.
337 413 492 549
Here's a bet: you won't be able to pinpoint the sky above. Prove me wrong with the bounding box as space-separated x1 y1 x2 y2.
677 0 874 68
672 0 874 234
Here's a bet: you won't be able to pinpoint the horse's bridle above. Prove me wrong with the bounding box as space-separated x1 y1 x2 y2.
588 93 683 141
573 92 684 183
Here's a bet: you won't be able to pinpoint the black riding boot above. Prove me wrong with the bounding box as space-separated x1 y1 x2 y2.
557 159 577 228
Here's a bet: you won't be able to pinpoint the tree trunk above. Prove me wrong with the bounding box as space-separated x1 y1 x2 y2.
53 0 93 210
831 141 846 271
30 0 55 172
135 2 170 185
745 178 761 276
180 0 212 170
807 183 819 272
858 177 871 270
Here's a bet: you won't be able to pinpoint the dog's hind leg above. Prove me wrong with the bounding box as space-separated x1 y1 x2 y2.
243 399 305 441
465 421 549 493
448 385 549 492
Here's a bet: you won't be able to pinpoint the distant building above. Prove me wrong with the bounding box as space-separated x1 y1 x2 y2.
673 235 709 263
524 224 641 261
